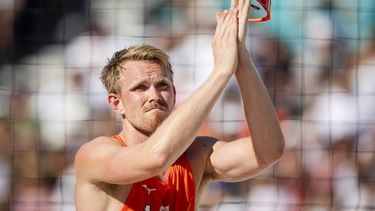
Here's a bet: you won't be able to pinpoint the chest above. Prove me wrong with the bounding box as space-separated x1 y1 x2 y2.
127 163 195 210
104 157 196 211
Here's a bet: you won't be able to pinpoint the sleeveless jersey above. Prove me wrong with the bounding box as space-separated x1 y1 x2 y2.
112 135 195 211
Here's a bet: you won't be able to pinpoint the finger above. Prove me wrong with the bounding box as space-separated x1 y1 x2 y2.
231 9 239 36
225 9 236 24
231 0 238 8
214 10 229 38
217 11 226 24
239 0 244 9
240 0 250 15
239 0 251 23
229 14 239 43
233 9 239 30
223 9 238 40
222 12 232 39
244 0 251 13
214 13 221 38
222 9 230 24
233 8 239 22
220 10 229 32
214 12 223 37
218 10 229 25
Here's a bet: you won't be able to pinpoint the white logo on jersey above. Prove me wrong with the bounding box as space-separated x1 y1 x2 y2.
160 205 169 211
142 184 156 195
144 205 169 211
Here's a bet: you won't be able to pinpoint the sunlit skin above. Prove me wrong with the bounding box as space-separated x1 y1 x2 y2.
74 1 285 210
118 61 175 136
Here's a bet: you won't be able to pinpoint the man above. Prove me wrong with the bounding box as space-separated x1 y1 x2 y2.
74 0 285 210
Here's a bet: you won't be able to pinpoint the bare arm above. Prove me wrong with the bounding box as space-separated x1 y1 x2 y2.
207 0 285 182
74 8 240 185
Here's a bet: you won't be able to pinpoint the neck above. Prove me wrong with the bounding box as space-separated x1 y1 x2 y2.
121 120 151 145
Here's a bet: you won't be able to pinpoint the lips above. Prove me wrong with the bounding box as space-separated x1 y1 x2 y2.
144 102 166 112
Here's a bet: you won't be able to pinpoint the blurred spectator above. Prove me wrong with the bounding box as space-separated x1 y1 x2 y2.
0 0 27 64
12 179 53 211
0 118 11 209
0 0 375 210
10 0 87 63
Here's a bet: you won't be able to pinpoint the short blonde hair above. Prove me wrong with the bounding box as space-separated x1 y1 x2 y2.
100 44 173 94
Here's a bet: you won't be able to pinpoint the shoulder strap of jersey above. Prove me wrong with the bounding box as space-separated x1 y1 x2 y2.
112 135 128 147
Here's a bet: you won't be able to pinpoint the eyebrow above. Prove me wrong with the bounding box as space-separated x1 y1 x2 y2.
128 77 172 90
127 79 147 91
155 77 173 86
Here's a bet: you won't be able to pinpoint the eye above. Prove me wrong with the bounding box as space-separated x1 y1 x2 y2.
132 84 148 91
156 81 170 90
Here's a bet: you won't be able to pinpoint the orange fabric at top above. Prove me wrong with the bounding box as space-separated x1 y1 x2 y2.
112 135 195 211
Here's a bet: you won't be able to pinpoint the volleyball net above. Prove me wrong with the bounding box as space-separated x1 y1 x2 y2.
0 0 375 210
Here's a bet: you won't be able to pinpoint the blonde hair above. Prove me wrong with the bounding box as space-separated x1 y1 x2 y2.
100 44 173 94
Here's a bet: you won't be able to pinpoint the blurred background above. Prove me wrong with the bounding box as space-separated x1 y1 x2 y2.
0 0 375 210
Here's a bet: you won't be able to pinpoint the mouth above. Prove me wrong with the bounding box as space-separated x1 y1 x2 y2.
146 107 165 112
144 104 167 112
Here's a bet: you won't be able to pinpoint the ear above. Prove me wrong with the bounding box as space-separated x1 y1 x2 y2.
172 85 177 106
108 93 126 118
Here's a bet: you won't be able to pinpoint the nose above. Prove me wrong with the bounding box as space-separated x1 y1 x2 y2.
147 86 162 102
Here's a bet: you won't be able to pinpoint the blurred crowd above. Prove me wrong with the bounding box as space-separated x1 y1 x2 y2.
0 0 374 210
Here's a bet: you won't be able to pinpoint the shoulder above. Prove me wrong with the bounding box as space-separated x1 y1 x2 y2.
74 136 119 176
75 136 116 157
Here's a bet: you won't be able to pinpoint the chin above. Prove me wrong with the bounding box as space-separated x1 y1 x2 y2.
140 122 161 136
133 110 171 135
145 114 168 133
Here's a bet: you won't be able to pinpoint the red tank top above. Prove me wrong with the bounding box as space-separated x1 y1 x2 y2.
113 135 195 211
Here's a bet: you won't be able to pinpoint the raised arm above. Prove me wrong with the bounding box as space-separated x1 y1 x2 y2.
207 0 285 182
75 8 240 185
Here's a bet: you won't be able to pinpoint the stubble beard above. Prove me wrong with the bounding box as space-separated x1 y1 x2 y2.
134 110 171 136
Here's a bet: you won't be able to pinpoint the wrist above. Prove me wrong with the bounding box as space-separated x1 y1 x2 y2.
211 68 233 81
238 46 253 61
238 44 248 52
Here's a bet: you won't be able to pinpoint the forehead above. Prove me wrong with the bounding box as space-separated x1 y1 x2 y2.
121 60 170 79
